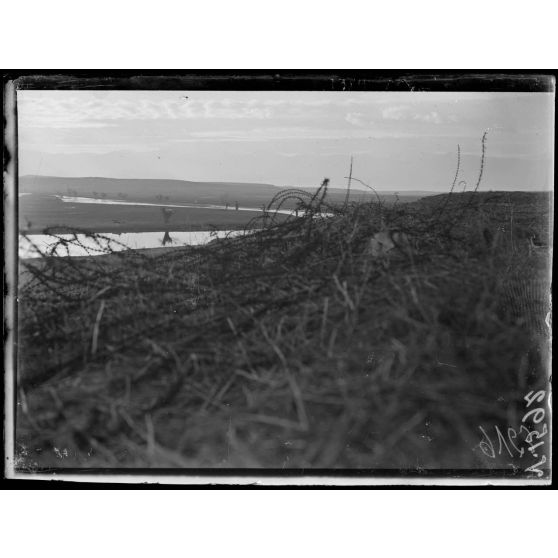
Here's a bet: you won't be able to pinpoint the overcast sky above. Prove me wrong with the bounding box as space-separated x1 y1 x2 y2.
18 90 554 191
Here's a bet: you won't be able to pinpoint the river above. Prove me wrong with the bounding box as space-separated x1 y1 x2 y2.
19 195 333 258
19 230 247 259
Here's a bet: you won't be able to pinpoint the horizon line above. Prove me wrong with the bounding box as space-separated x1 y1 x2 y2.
18 174 553 194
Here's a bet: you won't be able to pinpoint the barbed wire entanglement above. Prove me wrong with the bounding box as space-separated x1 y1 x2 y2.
16 136 552 470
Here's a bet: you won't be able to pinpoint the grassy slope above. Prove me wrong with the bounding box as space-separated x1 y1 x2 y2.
16 190 552 471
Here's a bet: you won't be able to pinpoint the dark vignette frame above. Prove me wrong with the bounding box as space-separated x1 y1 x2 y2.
2 70 555 489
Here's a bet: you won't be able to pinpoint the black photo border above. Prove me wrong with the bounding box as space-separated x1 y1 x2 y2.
2 69 555 488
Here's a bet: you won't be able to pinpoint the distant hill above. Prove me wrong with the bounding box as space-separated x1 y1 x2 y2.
414 190 553 208
19 175 434 207
19 176 280 204
292 184 439 198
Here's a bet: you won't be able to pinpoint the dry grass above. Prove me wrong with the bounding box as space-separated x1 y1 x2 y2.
15 185 552 473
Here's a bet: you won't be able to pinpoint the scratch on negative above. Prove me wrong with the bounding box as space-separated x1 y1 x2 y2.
91 300 106 355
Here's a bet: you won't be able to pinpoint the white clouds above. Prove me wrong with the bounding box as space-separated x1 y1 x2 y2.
349 106 445 127
16 90 554 191
17 92 294 127
20 91 458 129
20 141 159 155
413 111 442 124
381 105 409 120
382 105 443 124
345 112 366 126
183 127 420 142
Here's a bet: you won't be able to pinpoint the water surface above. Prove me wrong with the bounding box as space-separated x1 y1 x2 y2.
19 230 246 259
57 195 296 215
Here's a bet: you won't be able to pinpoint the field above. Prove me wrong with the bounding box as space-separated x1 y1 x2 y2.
15 187 552 473
18 175 427 234
19 194 278 234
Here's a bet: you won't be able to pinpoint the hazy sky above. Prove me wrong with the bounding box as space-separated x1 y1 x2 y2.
18 90 554 191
